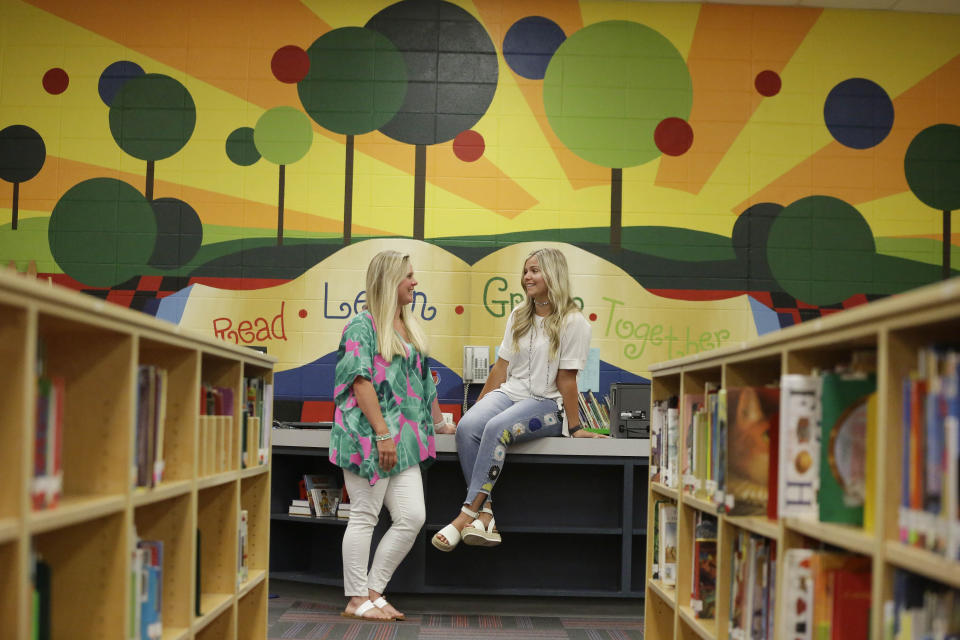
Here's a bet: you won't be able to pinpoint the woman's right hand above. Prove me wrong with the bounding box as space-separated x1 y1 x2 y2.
377 437 398 472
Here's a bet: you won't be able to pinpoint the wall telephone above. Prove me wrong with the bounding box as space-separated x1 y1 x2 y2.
462 346 490 383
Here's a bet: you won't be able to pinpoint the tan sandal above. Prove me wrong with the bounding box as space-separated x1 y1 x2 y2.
340 599 395 621
431 505 478 551
462 506 501 547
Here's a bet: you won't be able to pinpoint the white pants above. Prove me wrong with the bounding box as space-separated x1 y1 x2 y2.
341 464 425 596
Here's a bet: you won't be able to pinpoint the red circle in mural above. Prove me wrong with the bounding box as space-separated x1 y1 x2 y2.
455 305 464 315
271 46 310 84
654 118 693 156
755 70 781 97
298 308 308 318
42 68 69 94
453 130 485 162
589 313 597 322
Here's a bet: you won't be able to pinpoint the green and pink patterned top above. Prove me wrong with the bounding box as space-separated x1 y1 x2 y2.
331 311 437 484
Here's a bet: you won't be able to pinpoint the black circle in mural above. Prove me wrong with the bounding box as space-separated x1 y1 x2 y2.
823 78 894 150
365 0 498 145
904 123 960 212
225 127 261 166
99 61 146 106
108 73 196 161
503 16 566 80
48 178 157 288
0 125 46 184
766 195 875 306
148 197 203 269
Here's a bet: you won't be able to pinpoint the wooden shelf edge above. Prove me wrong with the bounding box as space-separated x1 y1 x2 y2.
783 517 876 556
132 479 192 507
725 515 779 540
650 482 679 500
28 494 126 534
192 593 233 632
238 569 267 598
678 605 719 640
161 626 189 640
197 471 238 491
884 541 960 589
0 517 19 544
682 493 720 514
647 579 677 609
240 465 269 480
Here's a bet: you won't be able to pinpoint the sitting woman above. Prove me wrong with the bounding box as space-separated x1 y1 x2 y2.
432 247 606 552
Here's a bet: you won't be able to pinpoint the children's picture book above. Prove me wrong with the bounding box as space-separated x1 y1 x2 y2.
682 393 704 495
725 386 780 516
658 503 678 586
779 548 813 640
779 375 821 519
818 372 876 526
303 474 339 516
691 512 718 619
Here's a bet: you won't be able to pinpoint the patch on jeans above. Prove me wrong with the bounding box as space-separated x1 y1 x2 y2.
488 465 501 480
499 431 513 446
493 445 506 461
543 412 558 426
511 423 526 437
481 482 493 491
528 417 542 431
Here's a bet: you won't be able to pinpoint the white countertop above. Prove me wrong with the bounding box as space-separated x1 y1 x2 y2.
272 427 648 458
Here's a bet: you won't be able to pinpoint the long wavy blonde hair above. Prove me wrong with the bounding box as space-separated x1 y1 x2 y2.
365 251 429 361
511 248 580 358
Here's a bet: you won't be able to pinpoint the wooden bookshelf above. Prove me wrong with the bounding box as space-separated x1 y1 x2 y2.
0 270 274 640
643 276 960 640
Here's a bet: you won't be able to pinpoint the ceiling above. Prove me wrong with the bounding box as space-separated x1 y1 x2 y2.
638 0 960 14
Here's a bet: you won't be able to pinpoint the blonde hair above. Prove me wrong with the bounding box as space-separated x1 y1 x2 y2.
511 248 580 358
365 250 429 361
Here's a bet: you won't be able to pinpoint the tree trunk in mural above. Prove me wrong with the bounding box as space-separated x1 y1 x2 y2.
11 183 19 230
610 168 622 252
277 164 285 246
944 210 952 280
343 134 354 245
145 160 155 201
414 144 426 240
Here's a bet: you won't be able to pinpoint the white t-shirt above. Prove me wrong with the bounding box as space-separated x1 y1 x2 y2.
497 307 591 405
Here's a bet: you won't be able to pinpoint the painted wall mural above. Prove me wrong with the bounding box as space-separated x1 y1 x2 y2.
1 0 959 418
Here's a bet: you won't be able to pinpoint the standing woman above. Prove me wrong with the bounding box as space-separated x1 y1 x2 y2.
432 248 606 552
331 250 438 621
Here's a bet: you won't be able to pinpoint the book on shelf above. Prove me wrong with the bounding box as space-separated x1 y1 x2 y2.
690 511 718 619
885 569 960 639
289 499 311 516
713 388 728 510
778 548 813 640
651 498 669 580
726 386 780 517
818 372 876 526
135 365 168 489
32 551 51 640
778 374 821 519
238 509 248 585
810 552 870 640
729 529 775 640
658 502 678 586
666 398 679 488
195 529 201 617
650 399 664 484
681 392 704 496
135 539 163 640
303 474 340 516
32 375 64 511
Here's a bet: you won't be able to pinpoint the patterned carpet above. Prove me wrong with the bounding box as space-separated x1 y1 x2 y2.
269 598 645 640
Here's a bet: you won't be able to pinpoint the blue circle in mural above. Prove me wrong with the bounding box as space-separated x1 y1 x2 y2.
503 16 566 80
528 417 542 431
823 78 894 149
98 61 146 106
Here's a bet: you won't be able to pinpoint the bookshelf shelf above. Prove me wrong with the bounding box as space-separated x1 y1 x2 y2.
678 606 716 640
644 276 960 640
0 271 274 639
27 494 126 534
884 541 960 589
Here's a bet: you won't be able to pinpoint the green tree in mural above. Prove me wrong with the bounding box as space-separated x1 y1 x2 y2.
542 21 693 251
766 195 876 305
108 73 196 200
297 27 407 245
904 123 960 280
365 0 498 240
253 106 313 245
0 125 45 231
48 178 157 287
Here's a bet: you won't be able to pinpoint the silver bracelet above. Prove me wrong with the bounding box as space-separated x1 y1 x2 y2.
373 432 392 442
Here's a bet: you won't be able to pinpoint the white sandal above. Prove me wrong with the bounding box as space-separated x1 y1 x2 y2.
373 596 405 621
462 506 501 547
431 505 478 552
341 599 394 621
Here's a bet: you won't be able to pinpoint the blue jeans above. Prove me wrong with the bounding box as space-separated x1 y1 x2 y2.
455 390 563 504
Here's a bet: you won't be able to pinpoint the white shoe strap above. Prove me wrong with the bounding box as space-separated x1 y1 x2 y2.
355 600 376 616
460 505 479 518
372 596 388 609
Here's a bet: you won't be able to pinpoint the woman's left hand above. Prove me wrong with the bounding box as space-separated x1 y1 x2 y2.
573 429 610 438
